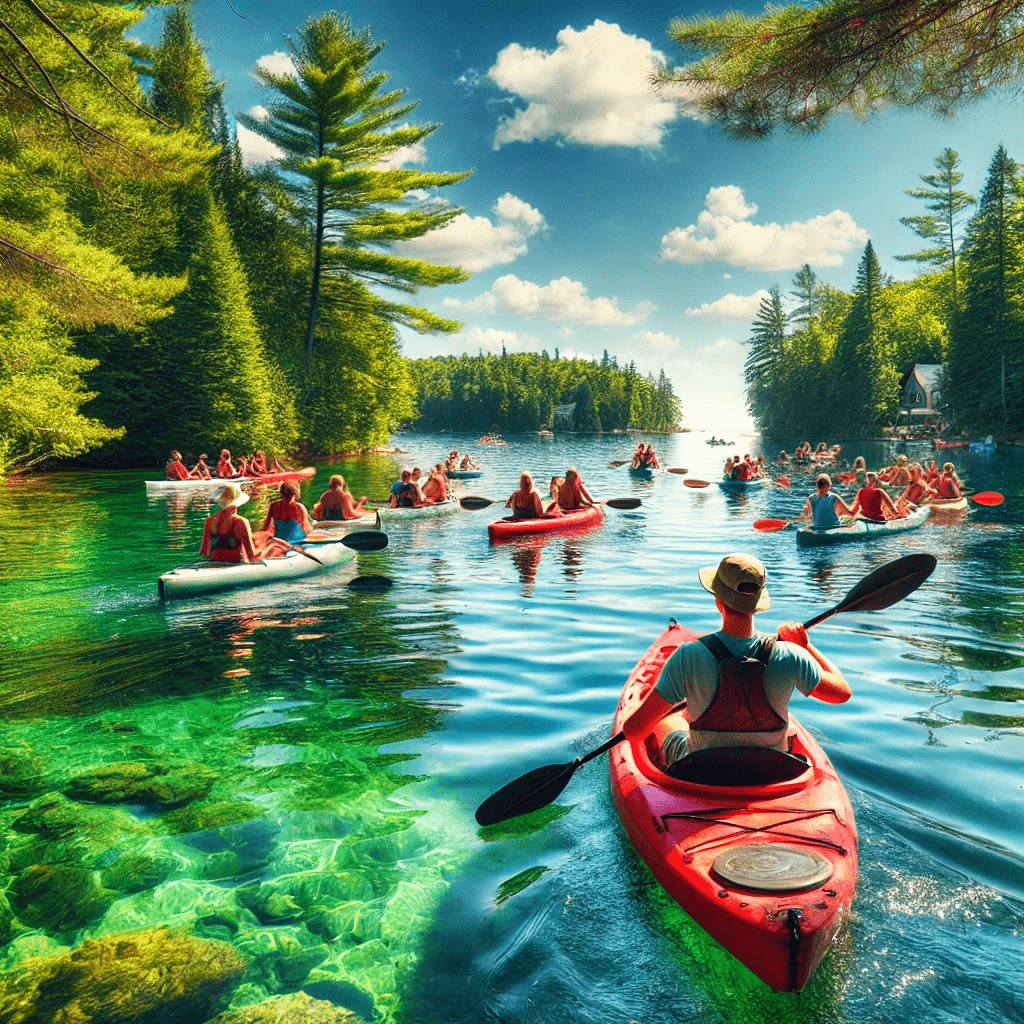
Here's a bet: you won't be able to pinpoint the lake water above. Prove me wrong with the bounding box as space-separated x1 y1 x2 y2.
1 430 1023 1023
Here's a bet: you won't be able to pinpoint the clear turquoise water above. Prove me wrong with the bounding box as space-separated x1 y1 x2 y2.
1 431 1022 1023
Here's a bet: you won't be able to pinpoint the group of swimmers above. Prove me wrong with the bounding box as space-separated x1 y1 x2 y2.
165 448 290 481
631 444 660 469
201 475 370 563
723 453 768 481
388 465 453 508
506 467 595 518
445 450 480 472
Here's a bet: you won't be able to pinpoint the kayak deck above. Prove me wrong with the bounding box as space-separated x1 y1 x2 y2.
488 504 604 541
796 505 929 546
610 624 857 992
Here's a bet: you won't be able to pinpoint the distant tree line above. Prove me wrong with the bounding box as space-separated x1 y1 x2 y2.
744 146 1024 438
408 350 681 434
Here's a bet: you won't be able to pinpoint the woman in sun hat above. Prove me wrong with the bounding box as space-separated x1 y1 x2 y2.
200 484 257 563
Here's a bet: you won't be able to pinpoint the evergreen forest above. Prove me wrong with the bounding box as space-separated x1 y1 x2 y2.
745 146 1024 440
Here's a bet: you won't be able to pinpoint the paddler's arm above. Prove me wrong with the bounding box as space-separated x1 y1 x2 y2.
621 687 675 742
777 622 852 704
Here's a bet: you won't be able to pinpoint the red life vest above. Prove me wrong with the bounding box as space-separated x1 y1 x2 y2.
166 461 190 480
857 487 884 520
689 634 786 734
936 475 957 498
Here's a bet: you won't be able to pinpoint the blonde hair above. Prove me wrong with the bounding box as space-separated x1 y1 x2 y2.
816 474 832 489
330 474 344 488
519 471 533 488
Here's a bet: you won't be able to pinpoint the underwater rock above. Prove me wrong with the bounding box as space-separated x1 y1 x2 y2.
160 800 265 835
0 744 48 799
92 878 245 938
207 991 364 1023
233 922 330 990
0 931 63 971
99 854 173 896
0 926 245 1024
9 863 116 933
0 891 25 946
65 760 218 808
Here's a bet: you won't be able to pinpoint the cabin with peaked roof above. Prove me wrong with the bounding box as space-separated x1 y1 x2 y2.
899 363 943 422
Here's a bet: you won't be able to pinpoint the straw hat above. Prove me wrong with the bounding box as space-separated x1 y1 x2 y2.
215 484 249 509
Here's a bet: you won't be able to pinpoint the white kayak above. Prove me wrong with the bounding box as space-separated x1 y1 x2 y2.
158 541 355 601
145 476 252 493
378 498 460 521
796 505 931 547
309 511 381 533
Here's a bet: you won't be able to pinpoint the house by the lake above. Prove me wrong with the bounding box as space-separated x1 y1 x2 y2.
895 363 943 434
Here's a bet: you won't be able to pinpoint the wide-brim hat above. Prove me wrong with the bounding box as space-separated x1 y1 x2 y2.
215 484 249 509
699 553 770 614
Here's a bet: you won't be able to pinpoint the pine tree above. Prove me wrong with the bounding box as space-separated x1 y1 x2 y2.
149 4 223 131
949 145 1024 430
235 12 472 370
790 266 818 325
896 148 975 303
744 286 787 428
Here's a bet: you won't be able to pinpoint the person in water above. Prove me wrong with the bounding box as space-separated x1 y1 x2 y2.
849 472 902 522
313 475 369 521
621 553 851 766
217 449 236 478
506 471 545 518
190 453 212 479
200 485 257 563
556 467 595 510
261 481 313 548
165 450 192 480
804 474 854 528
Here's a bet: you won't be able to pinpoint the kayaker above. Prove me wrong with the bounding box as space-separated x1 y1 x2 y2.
200 485 257 563
849 472 902 522
643 444 660 468
556 467 595 510
250 450 269 476
631 443 645 469
445 450 459 472
190 453 212 479
621 553 851 766
934 463 963 499
897 466 935 511
546 476 564 514
505 472 545 519
421 464 449 504
459 452 480 470
804 474 854 528
408 467 427 505
165 450 191 480
270 453 292 473
389 470 412 507
217 449 236 478
313 475 369 521
261 481 313 546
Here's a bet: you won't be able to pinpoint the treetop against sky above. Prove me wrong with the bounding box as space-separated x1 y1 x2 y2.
134 1 1024 430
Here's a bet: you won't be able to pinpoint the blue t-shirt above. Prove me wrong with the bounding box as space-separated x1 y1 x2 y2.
655 631 821 752
808 492 842 528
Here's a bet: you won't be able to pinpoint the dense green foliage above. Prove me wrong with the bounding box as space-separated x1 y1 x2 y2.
408 350 681 434
744 145 1024 437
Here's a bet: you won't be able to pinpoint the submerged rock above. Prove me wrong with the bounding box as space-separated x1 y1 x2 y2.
160 800 265 835
65 760 218 808
0 926 245 1024
208 991 364 1023
9 863 116 933
0 744 48 799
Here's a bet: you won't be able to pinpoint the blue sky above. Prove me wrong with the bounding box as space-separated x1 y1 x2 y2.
135 1 1024 432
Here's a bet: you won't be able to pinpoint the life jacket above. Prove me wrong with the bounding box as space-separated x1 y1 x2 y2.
689 634 786 734
905 481 927 504
166 461 190 480
935 475 957 498
857 487 884 520
268 499 307 542
319 493 346 520
398 483 417 508
210 511 244 561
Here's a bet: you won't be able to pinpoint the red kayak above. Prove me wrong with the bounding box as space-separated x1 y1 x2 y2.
487 504 603 541
610 623 858 992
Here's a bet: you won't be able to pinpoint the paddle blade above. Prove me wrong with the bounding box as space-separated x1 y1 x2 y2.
608 460 627 468
753 518 791 533
348 575 393 590
603 497 641 509
475 761 578 827
340 530 388 551
775 476 791 488
804 553 937 628
684 479 710 488
460 495 496 510
971 491 1005 506
666 467 688 475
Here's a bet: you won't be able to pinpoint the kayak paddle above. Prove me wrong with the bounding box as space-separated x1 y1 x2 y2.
969 491 1004 506
775 476 791 488
338 530 389 551
684 479 710 488
460 495 641 511
753 516 807 533
348 575 394 590
666 467 689 475
474 551 938 827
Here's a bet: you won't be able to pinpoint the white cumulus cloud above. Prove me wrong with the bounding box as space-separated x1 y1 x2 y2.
235 122 285 166
661 186 868 270
632 330 681 353
396 194 547 272
686 290 771 318
444 274 650 326
256 51 296 77
375 124 429 170
463 327 540 354
488 20 686 149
